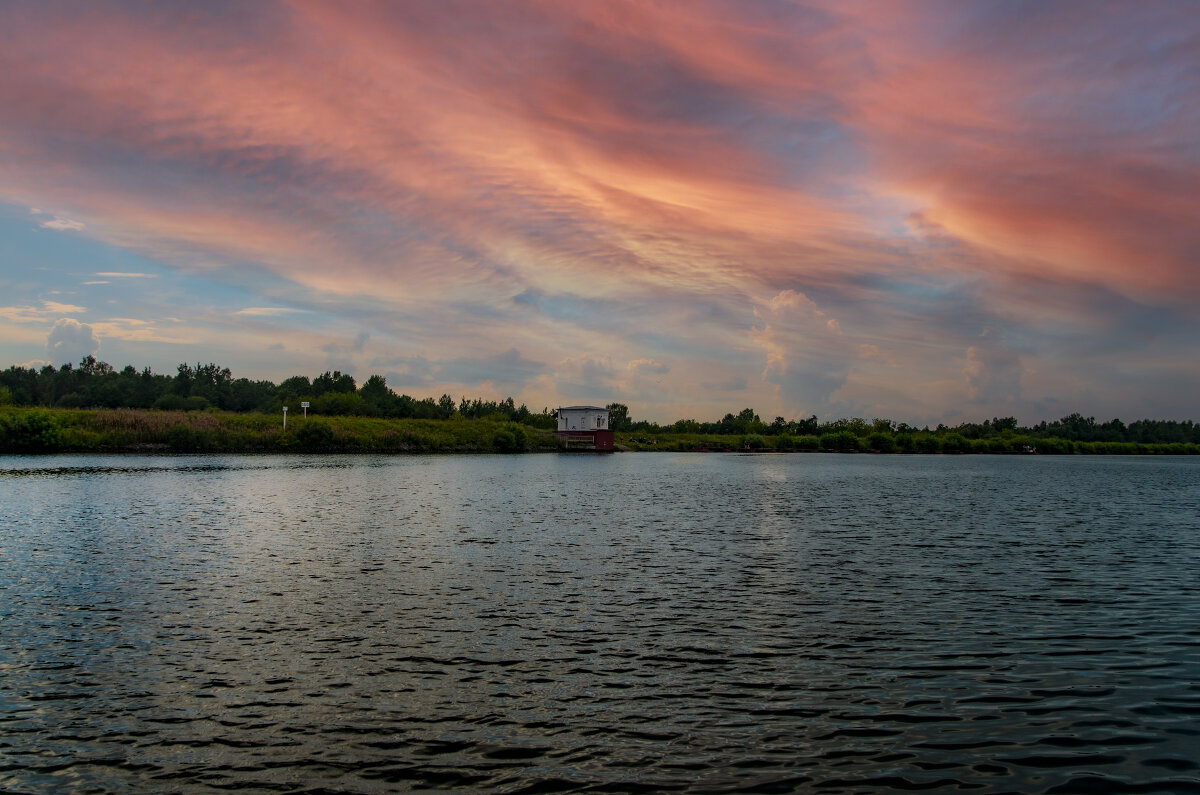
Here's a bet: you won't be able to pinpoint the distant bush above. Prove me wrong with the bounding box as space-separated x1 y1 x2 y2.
1036 437 1071 455
894 433 916 453
743 434 767 450
297 419 335 451
941 433 968 453
820 431 859 451
866 432 895 453
914 435 941 453
0 410 63 450
775 433 793 450
493 423 526 452
167 424 198 451
153 394 210 411
795 435 820 450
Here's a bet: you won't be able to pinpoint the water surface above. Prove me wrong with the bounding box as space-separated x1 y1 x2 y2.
1 453 1198 792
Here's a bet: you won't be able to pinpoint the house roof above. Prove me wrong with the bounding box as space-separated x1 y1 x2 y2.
558 405 607 412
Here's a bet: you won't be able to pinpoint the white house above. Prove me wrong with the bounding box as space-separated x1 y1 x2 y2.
557 405 609 432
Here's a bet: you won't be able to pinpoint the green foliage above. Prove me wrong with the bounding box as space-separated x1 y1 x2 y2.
914 435 942 453
606 402 631 431
297 419 335 451
743 434 767 450
820 431 859 451
313 391 361 416
866 432 896 453
894 433 916 452
490 423 528 452
153 393 210 411
166 424 219 452
940 433 968 453
0 410 63 450
775 433 793 450
795 435 820 450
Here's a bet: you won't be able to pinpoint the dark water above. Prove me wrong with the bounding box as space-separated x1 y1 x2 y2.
1 453 1198 793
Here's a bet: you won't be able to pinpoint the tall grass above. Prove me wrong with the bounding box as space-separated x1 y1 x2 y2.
0 407 558 453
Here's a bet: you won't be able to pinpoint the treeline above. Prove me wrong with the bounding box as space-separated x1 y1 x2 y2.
610 406 1200 447
0 357 554 427
2 357 1196 450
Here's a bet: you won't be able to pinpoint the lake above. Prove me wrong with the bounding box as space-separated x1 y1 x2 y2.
1 453 1198 793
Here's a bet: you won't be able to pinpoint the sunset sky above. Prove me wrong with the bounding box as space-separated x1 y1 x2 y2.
1 1 1197 424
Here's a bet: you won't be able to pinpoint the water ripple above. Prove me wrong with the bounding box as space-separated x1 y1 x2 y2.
1 453 1198 792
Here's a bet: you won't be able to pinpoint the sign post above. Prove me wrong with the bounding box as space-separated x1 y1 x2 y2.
301 401 310 418
283 406 288 429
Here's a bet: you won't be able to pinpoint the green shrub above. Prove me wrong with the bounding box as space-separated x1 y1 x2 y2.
775 433 793 450
153 394 210 411
0 410 64 450
167 424 198 451
866 432 895 453
894 433 916 452
941 433 967 453
297 419 335 451
1037 437 1070 454
493 424 527 452
795 435 820 450
743 434 767 450
820 431 859 451
914 434 942 453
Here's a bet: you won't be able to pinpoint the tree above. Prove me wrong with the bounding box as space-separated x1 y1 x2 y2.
313 370 356 395
607 402 630 431
794 415 819 435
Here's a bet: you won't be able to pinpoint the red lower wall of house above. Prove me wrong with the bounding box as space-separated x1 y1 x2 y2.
555 429 615 451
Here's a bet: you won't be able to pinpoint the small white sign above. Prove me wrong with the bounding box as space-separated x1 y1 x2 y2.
301 402 310 408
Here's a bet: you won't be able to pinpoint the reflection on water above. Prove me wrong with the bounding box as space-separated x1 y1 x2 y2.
1 453 1198 792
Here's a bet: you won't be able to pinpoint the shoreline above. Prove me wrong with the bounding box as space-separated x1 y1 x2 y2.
2 407 1196 457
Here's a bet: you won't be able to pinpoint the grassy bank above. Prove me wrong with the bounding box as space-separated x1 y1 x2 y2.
0 407 557 453
2 407 1196 455
616 430 1200 455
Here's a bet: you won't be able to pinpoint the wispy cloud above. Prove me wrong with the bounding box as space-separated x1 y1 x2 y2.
0 300 87 322
0 2 1196 421
39 216 85 231
234 307 303 317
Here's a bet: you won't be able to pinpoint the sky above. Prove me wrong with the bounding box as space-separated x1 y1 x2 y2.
1 1 1197 425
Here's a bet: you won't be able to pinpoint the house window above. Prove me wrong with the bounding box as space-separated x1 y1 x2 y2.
596 416 603 428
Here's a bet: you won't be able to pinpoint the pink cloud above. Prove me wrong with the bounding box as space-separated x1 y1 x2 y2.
0 2 1195 421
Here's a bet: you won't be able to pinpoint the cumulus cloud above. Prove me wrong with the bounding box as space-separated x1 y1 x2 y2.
750 290 854 412
628 358 669 375
45 318 100 364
